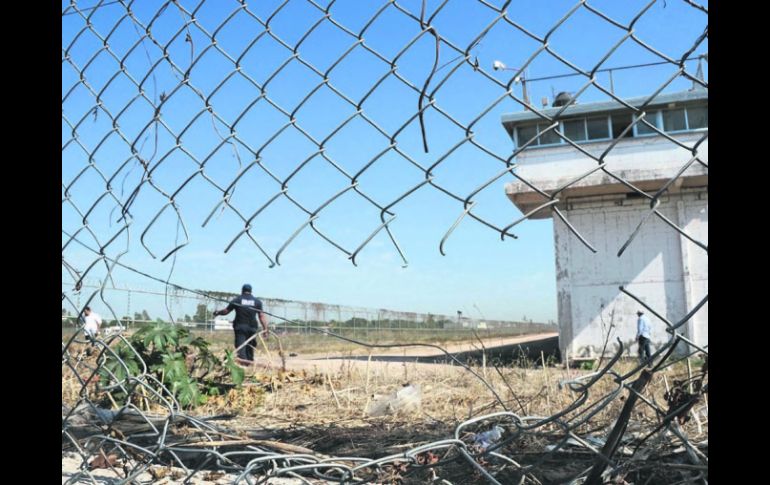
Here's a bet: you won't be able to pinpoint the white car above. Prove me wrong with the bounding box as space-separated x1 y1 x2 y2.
102 325 125 337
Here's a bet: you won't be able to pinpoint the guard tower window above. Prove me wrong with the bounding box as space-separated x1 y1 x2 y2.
686 105 708 129
663 108 687 132
611 113 634 138
511 100 706 148
586 116 609 140
517 124 538 146
538 124 561 145
563 119 587 142
635 111 660 136
516 123 561 147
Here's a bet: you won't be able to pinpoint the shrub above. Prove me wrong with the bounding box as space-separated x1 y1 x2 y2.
99 322 244 408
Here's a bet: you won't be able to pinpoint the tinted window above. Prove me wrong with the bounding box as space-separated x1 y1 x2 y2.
517 124 538 146
563 119 586 141
611 113 634 138
663 108 687 132
538 123 561 145
635 111 659 135
687 106 707 129
586 117 609 140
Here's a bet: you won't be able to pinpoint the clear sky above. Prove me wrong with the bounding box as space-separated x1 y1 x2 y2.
62 0 708 323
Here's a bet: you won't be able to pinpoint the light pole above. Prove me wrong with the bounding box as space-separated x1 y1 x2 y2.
493 60 530 106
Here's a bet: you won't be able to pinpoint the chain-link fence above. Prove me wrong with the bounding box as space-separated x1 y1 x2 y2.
62 0 707 483
64 281 554 335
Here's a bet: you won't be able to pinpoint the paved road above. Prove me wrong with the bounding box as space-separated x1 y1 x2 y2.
249 331 558 374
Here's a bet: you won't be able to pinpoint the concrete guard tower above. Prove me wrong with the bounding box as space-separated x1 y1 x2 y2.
502 90 707 360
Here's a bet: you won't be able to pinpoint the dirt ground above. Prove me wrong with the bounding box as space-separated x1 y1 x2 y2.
246 331 558 375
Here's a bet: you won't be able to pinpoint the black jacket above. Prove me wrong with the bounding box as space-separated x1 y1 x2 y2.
225 293 263 328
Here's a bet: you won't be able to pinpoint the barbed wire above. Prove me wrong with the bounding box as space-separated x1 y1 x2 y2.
63 0 707 483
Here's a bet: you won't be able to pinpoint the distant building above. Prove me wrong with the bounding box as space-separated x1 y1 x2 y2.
502 90 707 359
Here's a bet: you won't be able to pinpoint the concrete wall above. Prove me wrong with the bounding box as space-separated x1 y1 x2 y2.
554 190 708 359
505 132 708 219
508 132 708 192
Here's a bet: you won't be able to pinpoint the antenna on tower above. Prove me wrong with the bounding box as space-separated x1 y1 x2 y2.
691 53 706 91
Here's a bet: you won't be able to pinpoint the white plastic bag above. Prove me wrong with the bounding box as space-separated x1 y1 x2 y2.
366 384 422 416
474 425 504 450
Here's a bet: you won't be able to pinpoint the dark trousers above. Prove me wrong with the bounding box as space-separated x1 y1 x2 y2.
638 336 652 364
234 326 257 362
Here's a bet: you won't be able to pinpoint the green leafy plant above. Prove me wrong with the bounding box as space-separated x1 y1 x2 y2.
100 340 143 384
98 322 244 409
224 350 245 386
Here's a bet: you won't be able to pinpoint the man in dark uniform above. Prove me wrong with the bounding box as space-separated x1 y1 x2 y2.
212 284 268 363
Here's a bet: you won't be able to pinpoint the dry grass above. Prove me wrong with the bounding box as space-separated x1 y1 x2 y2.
190 352 708 485
63 336 707 438
200 356 707 438
63 334 708 484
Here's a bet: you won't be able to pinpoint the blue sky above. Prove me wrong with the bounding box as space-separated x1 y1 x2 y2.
62 0 708 323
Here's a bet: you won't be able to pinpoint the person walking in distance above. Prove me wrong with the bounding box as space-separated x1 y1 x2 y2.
636 310 652 365
212 284 268 363
81 306 102 343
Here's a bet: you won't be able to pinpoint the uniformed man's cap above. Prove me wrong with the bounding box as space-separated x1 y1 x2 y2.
242 284 252 293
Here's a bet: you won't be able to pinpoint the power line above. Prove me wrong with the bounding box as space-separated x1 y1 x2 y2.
524 55 707 83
